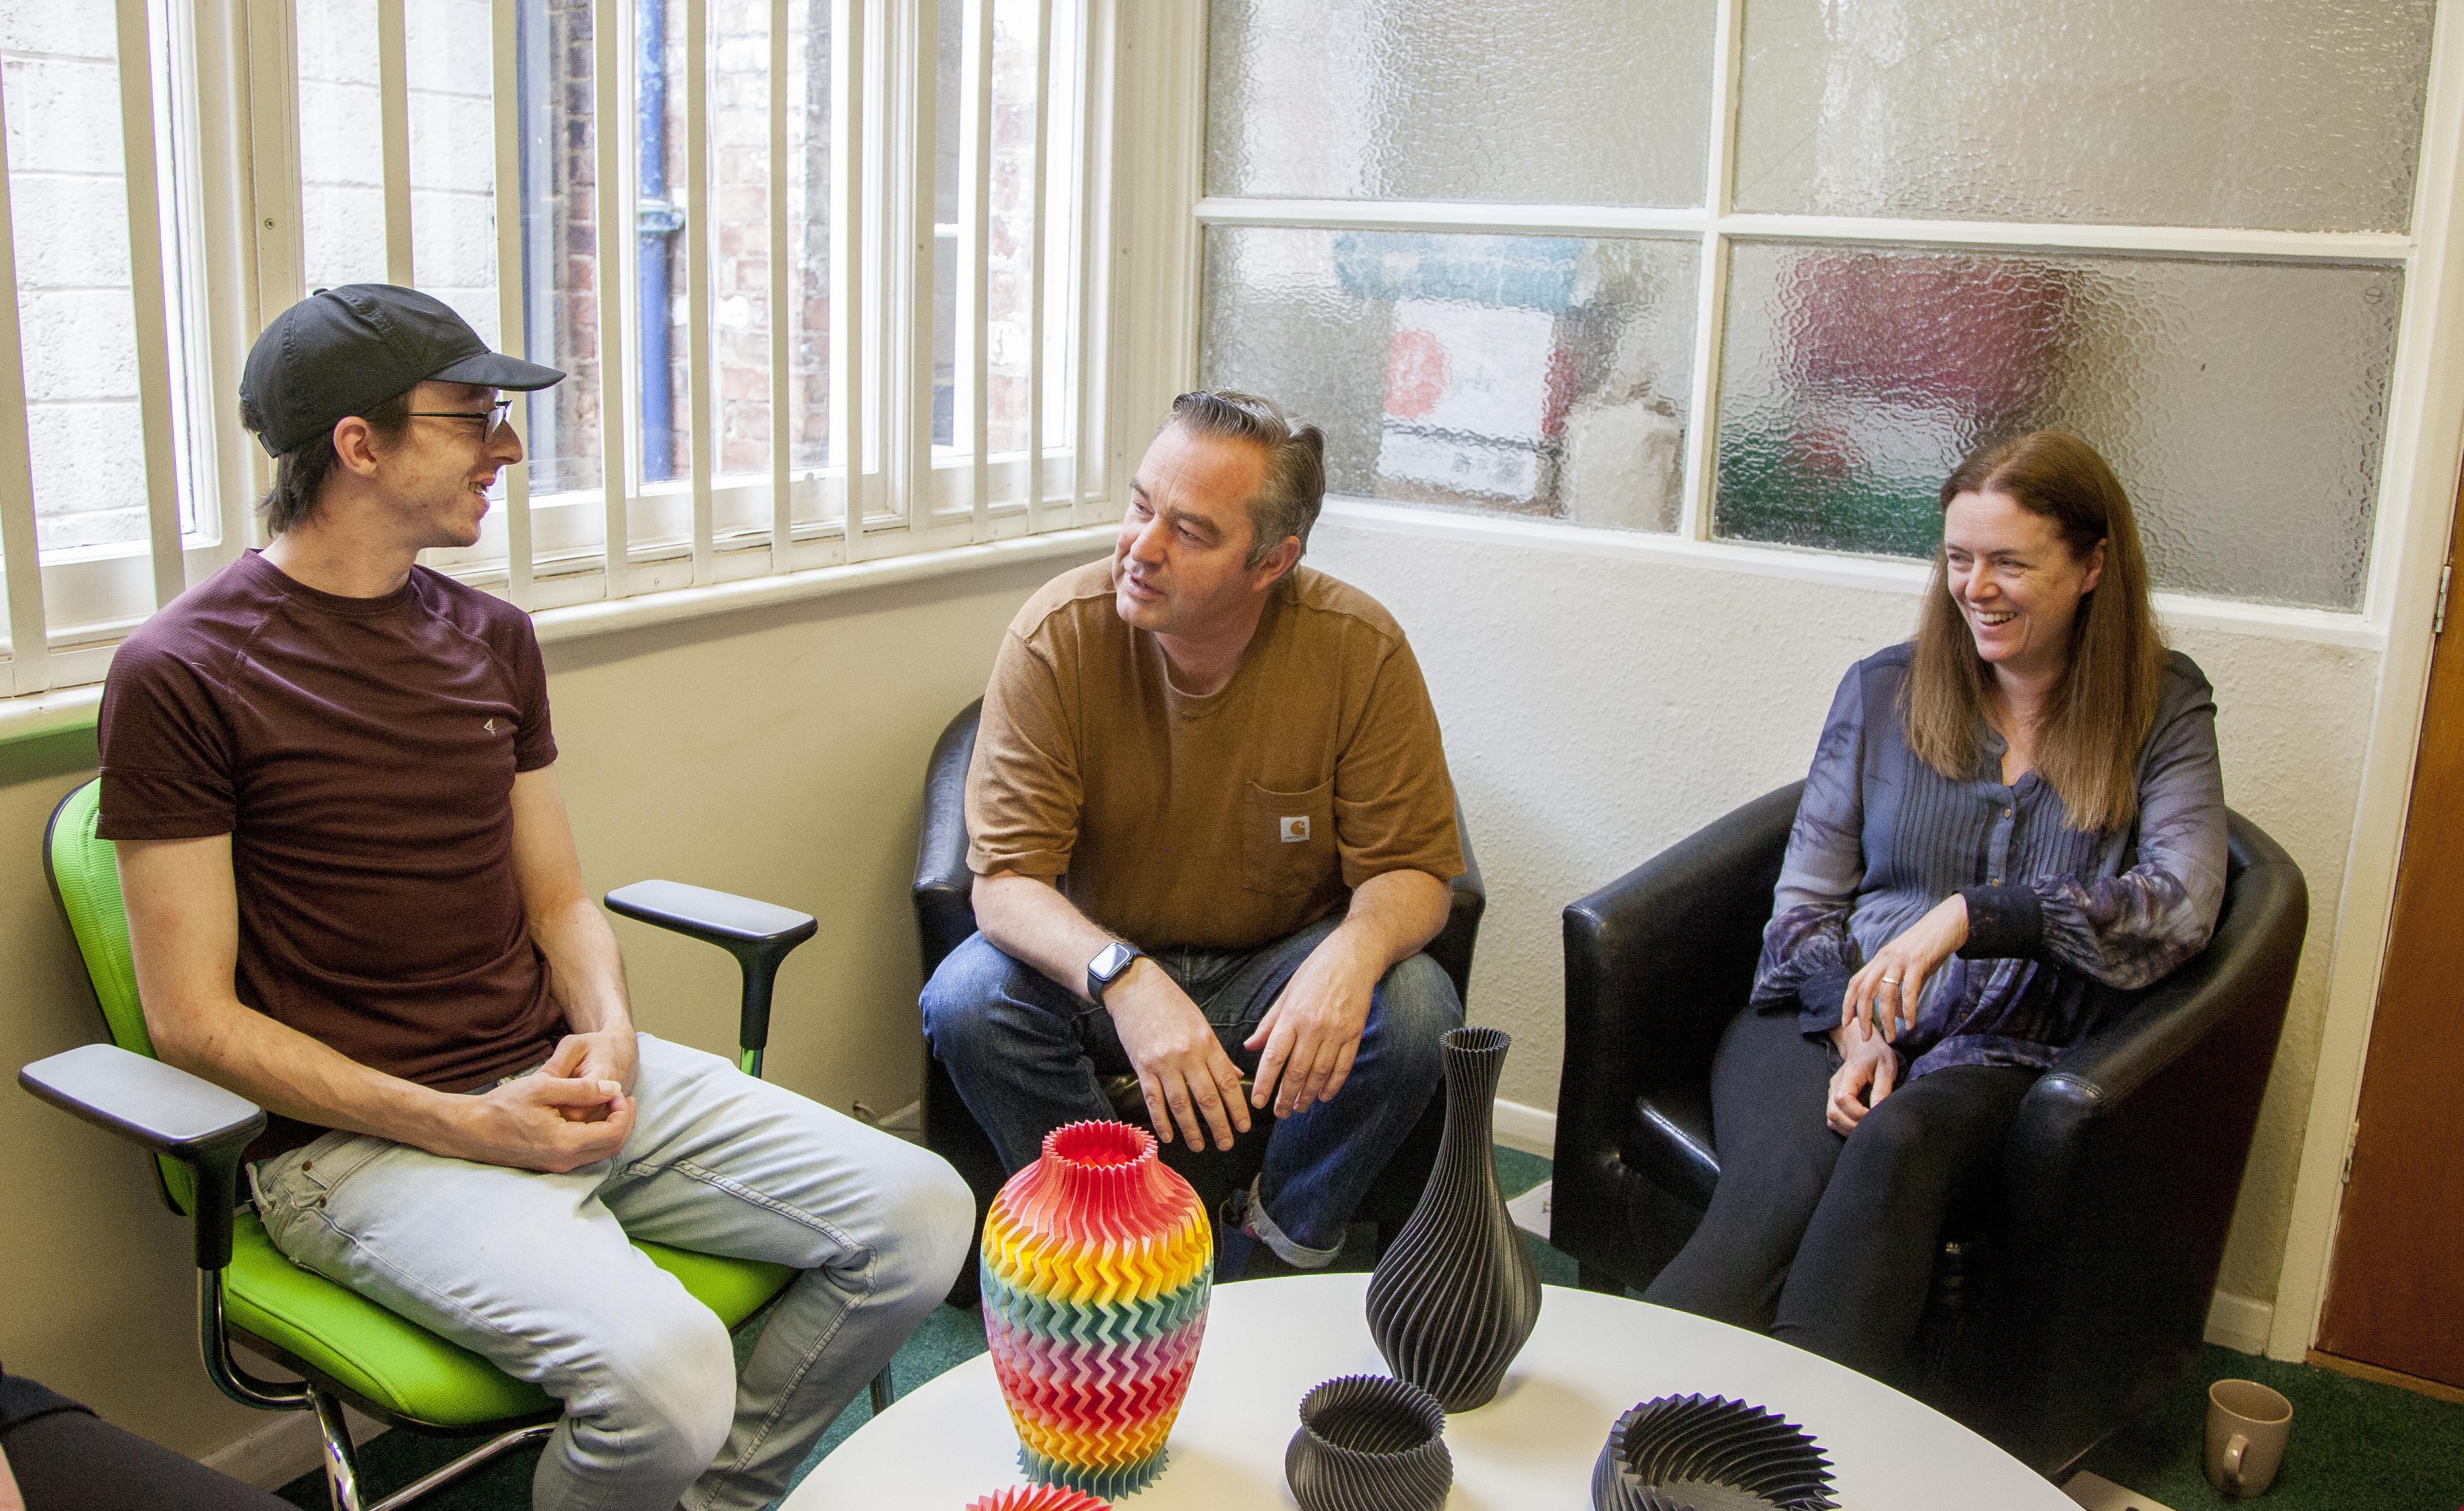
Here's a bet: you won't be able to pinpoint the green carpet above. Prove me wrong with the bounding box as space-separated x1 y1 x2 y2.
2079 1346 2464 1511
277 1147 2464 1510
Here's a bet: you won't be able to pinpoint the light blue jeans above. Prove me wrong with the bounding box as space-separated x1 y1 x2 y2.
250 1033 973 1511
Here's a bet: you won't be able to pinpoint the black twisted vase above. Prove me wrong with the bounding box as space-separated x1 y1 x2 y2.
1364 1026 1541 1410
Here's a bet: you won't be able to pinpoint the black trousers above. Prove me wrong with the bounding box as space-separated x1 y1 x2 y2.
1 1379 288 1511
1641 1007 2038 1381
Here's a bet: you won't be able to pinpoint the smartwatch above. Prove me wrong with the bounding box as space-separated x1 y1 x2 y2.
1087 940 1146 1004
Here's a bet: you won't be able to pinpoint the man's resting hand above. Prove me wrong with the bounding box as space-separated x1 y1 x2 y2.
436 1073 635 1172
1106 960 1250 1152
539 1027 639 1122
1244 925 1381 1118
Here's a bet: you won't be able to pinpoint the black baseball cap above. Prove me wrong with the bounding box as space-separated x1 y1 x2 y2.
239 284 564 458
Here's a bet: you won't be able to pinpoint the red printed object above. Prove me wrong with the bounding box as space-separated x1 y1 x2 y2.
962 1486 1113 1510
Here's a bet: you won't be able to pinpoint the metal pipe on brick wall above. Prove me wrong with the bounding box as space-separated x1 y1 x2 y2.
637 0 682 481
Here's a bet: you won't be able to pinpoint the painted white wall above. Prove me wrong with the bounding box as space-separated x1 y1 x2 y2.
1306 509 2374 1307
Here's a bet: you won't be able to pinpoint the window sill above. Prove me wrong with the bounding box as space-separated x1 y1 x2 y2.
525 524 1111 646
0 525 1115 749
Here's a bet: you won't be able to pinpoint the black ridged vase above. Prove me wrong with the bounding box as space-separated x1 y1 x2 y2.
1364 1026 1541 1411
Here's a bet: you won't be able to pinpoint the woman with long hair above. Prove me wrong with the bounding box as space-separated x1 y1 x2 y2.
1641 430 2228 1379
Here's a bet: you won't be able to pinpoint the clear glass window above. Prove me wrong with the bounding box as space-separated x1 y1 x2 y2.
2 0 212 560
933 0 1079 467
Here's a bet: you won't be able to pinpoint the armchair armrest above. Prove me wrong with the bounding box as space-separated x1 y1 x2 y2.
605 880 817 1070
913 699 984 980
1983 817 2308 1467
19 1043 261 1270
1553 784 1799 1261
1559 786 1798 1118
1423 800 1487 1007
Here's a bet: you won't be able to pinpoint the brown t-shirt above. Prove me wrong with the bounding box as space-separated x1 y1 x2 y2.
967 559 1461 950
96 551 565 1145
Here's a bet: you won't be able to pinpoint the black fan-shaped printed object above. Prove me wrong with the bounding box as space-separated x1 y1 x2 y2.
1284 1374 1453 1511
1590 1394 1839 1511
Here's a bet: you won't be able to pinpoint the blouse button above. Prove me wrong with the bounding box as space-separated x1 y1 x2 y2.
2002 806 2014 817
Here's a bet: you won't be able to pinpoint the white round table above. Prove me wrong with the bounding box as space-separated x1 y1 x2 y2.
785 1273 2075 1508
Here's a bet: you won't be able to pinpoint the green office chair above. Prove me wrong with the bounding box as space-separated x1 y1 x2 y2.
17 779 883 1510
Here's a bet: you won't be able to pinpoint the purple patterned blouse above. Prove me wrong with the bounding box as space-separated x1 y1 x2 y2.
1751 643 2228 1080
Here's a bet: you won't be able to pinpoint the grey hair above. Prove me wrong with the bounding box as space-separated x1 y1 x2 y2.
1167 389 1326 570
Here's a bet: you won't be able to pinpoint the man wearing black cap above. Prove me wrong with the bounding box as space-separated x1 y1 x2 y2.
93 286 971 1511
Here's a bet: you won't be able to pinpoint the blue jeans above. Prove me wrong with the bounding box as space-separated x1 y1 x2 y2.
921 915 1462 1263
250 1034 974 1511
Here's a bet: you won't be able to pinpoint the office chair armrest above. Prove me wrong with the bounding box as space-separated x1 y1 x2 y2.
604 881 818 1067
19 1043 261 1271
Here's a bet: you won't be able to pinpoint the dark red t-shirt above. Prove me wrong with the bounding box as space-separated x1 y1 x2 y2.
96 551 566 1142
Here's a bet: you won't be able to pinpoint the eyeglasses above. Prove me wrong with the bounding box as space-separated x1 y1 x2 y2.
405 399 514 436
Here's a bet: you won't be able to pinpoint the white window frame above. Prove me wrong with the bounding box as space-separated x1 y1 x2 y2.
0 0 1126 720
1148 0 2464 1364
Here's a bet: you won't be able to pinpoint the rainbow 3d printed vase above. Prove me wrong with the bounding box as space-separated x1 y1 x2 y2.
980 1120 1213 1497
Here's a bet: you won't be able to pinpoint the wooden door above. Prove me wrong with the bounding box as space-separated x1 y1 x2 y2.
2314 484 2464 1398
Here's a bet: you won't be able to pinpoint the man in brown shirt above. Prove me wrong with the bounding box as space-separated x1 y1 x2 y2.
923 389 1465 1273
100 286 968 1511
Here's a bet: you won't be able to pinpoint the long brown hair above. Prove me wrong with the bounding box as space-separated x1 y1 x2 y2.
1907 431 2167 832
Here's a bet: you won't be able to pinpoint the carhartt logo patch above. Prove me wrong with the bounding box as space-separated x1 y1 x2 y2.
1279 816 1310 843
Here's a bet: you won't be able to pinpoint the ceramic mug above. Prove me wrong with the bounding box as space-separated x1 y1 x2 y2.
2205 1378 2293 1498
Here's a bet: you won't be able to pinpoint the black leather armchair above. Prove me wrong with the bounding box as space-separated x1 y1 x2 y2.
1551 781 2308 1475
914 699 1486 1301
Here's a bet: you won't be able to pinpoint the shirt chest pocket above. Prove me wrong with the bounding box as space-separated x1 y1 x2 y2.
1242 778 1336 899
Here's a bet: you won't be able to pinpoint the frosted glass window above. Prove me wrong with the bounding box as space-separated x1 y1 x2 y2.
1206 0 1715 207
1201 227 1698 531
1713 243 2399 607
1733 0 2435 233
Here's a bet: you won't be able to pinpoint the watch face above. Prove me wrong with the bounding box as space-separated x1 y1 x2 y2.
1093 942 1132 980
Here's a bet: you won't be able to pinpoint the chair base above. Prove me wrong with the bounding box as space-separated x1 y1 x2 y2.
292 1365 896 1510
307 1386 553 1511
281 1354 894 1510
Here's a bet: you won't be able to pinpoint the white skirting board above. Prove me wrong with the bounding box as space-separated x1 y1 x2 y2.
201 1401 388 1490
1488 1096 2280 1357
2204 1289 2276 1356
1492 1096 1558 1157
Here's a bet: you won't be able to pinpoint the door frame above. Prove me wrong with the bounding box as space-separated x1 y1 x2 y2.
2271 0 2464 1356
